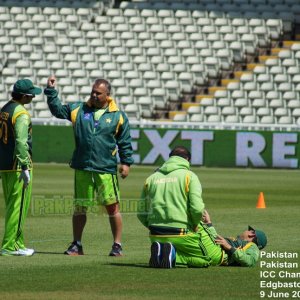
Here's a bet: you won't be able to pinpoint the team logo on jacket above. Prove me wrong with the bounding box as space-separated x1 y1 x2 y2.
84 113 91 120
106 118 112 123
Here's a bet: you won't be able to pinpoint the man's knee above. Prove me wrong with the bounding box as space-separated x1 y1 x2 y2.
105 203 120 216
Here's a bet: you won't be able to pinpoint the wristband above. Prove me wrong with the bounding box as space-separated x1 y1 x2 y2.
228 247 236 255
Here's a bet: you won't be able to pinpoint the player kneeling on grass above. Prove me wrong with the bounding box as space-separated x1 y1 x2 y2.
137 146 267 269
198 209 267 267
137 146 211 268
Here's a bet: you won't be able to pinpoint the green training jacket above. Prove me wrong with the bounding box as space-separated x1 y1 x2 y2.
0 100 32 171
44 87 133 174
138 156 205 230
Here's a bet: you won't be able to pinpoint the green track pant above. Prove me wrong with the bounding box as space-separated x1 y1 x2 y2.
150 232 211 268
1 171 32 251
197 224 225 266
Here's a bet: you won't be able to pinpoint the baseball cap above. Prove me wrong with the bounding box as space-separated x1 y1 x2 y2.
13 79 42 96
248 225 267 250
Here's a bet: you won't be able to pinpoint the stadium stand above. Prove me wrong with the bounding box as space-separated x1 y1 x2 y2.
0 0 299 127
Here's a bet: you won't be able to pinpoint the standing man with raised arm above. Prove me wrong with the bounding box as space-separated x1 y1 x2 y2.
44 76 133 256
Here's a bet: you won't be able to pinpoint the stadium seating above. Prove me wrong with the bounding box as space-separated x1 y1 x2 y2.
187 47 300 124
0 0 299 126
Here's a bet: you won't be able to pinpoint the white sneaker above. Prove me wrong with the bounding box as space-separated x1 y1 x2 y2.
20 248 35 256
1 248 35 256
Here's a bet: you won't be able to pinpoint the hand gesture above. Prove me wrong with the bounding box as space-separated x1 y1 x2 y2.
47 75 56 88
19 169 30 188
202 209 212 224
215 235 232 251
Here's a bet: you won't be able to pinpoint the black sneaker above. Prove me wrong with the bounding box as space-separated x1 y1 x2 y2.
149 242 161 268
160 242 176 269
64 241 84 256
109 242 123 256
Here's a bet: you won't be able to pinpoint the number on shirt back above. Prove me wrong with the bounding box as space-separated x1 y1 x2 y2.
0 119 8 144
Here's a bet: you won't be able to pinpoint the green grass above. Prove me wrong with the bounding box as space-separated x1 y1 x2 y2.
0 164 299 300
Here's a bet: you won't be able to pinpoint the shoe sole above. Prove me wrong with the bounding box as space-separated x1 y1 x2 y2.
64 251 84 256
161 243 173 269
1 251 34 257
149 242 161 268
109 252 123 257
1 252 19 256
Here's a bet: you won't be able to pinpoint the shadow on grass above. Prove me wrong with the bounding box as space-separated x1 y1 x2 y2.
34 251 65 255
108 262 149 268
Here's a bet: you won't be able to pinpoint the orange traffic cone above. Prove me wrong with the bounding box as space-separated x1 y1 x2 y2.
256 192 266 209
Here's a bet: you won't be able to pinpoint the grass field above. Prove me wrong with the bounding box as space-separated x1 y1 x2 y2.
0 164 299 300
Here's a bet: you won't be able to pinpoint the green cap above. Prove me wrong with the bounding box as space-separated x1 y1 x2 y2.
249 226 267 250
13 79 42 96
